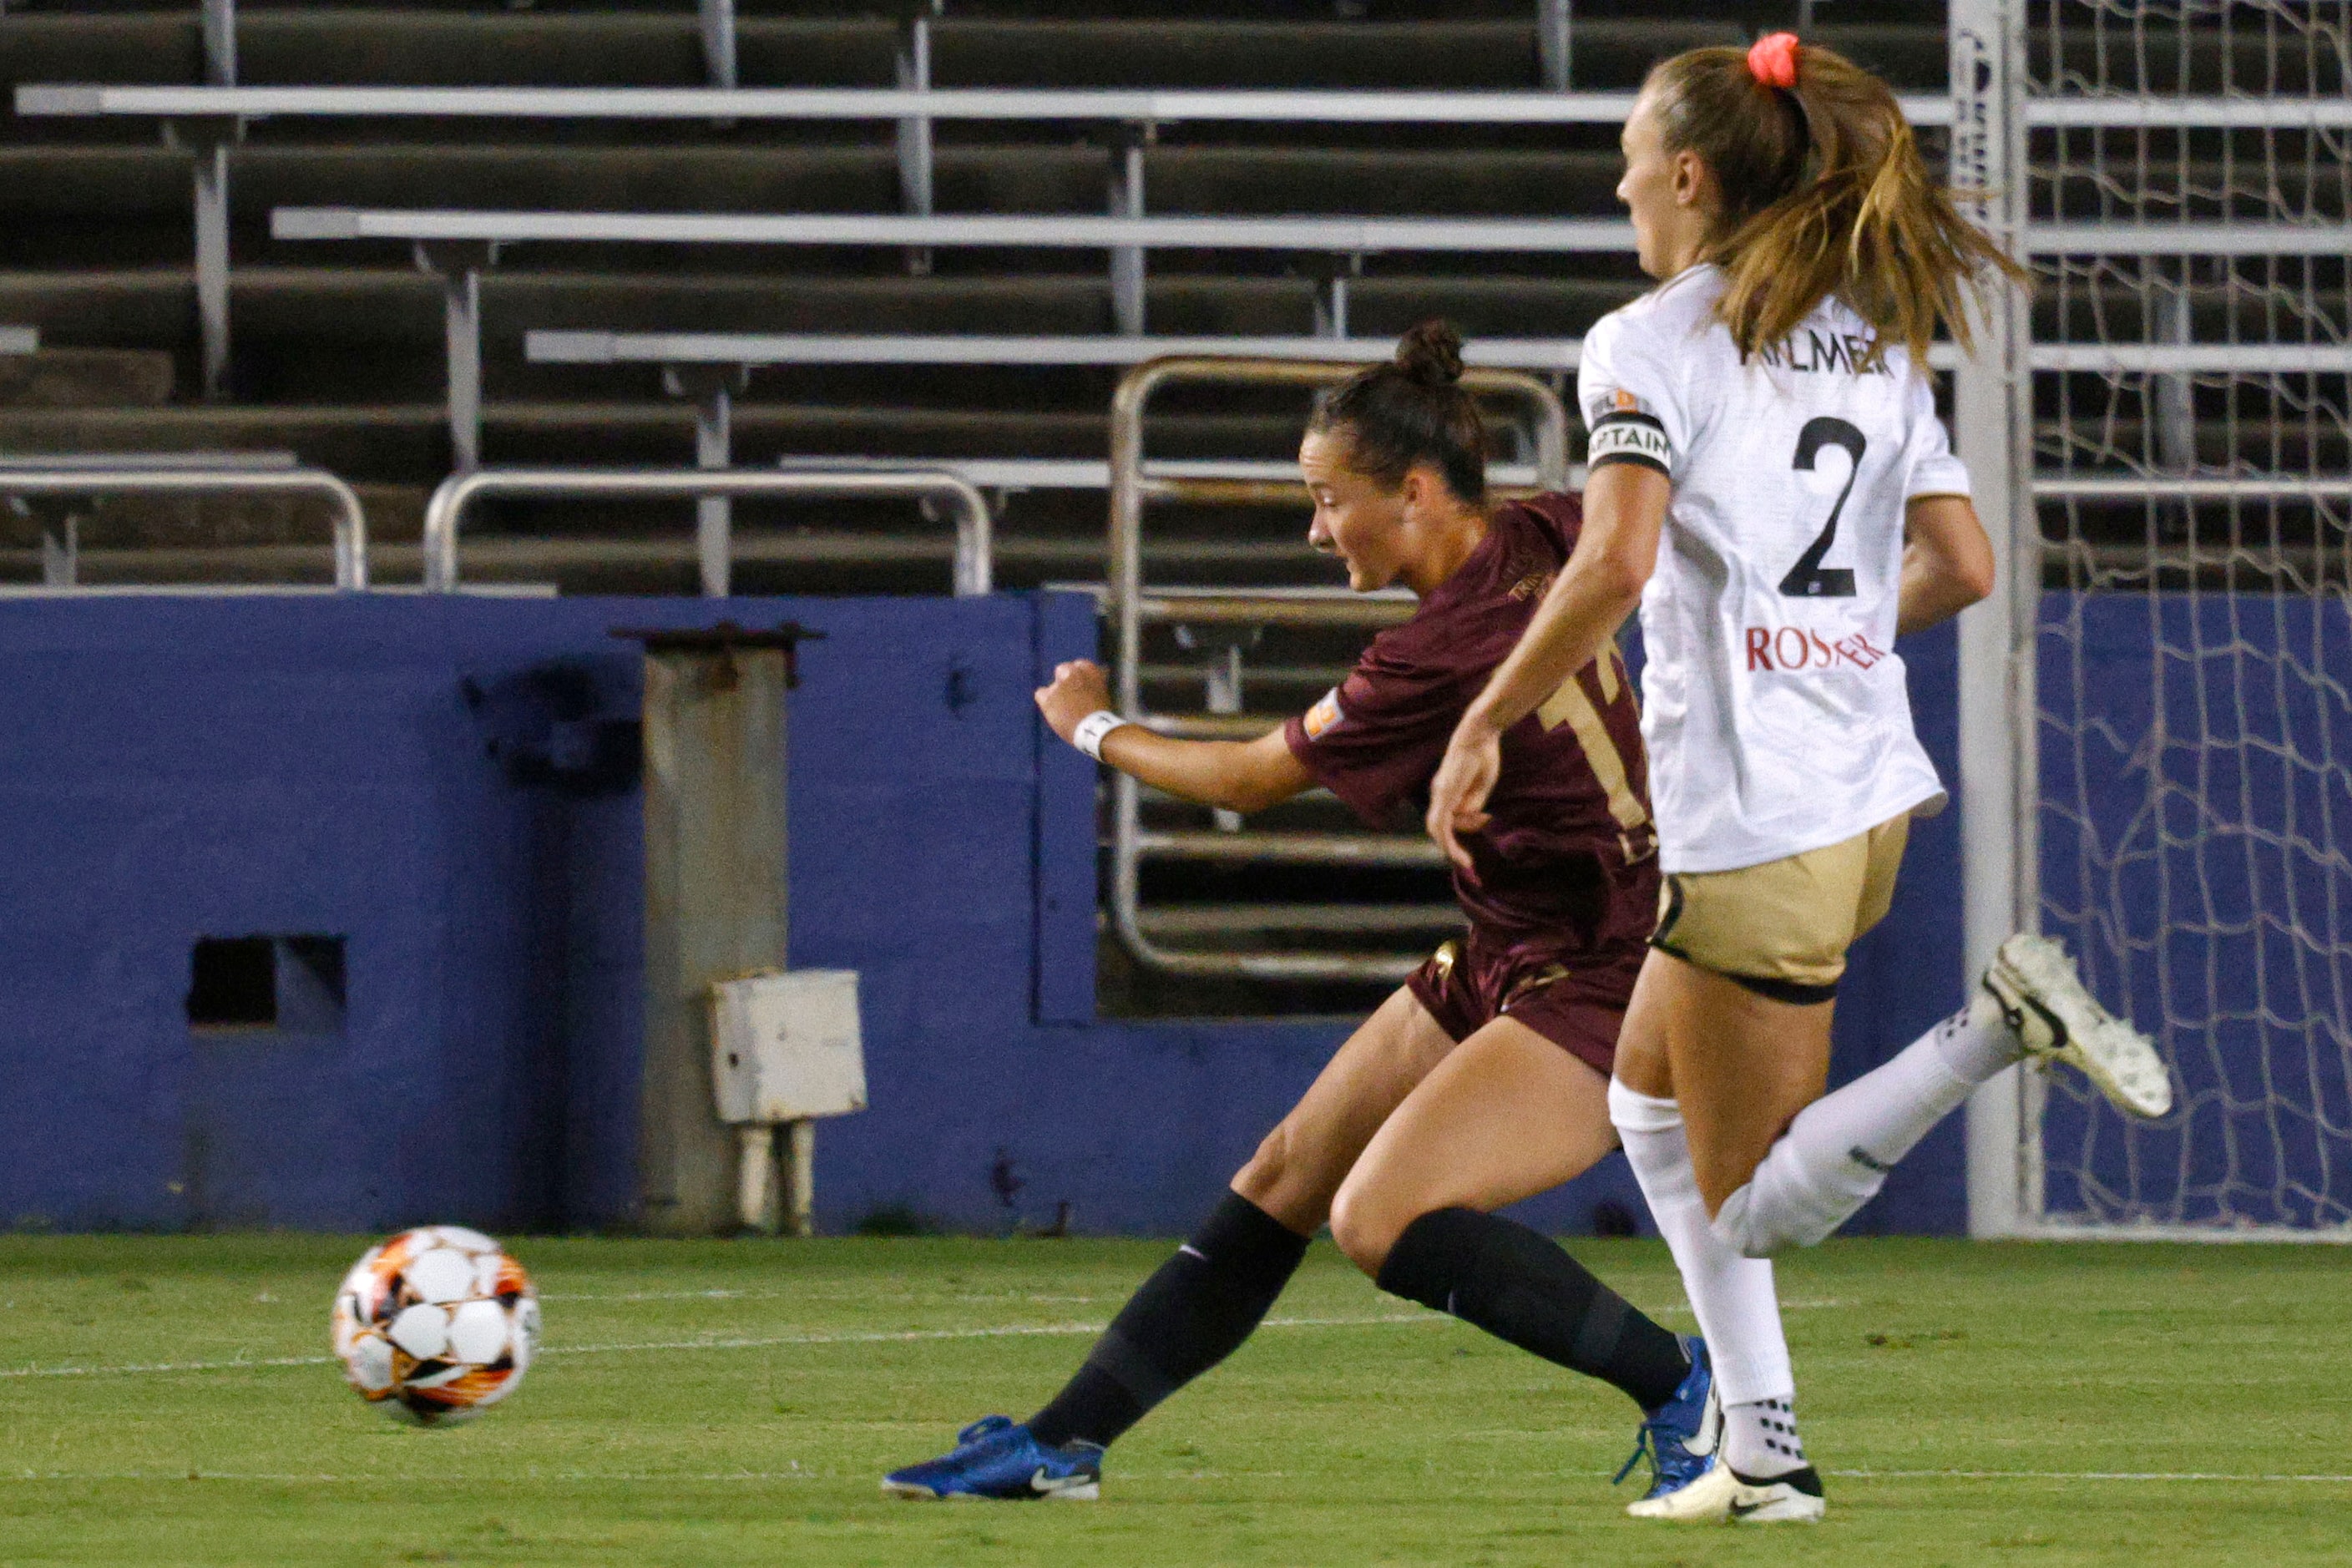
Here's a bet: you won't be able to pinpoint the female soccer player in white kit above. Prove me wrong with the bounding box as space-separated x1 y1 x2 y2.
1426 33 2172 1524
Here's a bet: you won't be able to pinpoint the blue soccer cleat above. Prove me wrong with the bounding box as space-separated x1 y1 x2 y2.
1614 1336 1718 1505
882 1415 1105 1500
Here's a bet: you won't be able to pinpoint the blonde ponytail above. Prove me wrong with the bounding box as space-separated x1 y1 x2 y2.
1646 38 2031 369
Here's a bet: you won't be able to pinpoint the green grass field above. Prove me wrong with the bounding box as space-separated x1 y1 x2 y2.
0 1234 2345 1565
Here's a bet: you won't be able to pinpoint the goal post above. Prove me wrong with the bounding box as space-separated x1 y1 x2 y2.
1950 0 2037 1240
1954 0 2352 1239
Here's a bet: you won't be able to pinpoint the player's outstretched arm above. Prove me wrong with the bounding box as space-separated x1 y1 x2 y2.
1897 493 1996 636
1424 462 1668 869
1035 657 1313 815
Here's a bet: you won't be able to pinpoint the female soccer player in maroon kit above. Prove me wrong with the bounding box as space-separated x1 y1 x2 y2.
883 323 1715 1504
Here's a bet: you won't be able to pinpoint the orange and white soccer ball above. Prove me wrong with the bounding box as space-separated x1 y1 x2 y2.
331 1227 540 1424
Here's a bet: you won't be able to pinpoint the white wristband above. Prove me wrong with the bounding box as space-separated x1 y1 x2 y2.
1070 710 1126 762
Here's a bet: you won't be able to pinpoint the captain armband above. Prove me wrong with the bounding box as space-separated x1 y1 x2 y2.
1586 411 1674 475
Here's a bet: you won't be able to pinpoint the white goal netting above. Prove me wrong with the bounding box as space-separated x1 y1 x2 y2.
2026 0 2352 1232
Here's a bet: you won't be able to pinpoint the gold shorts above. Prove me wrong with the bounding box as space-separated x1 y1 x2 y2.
1650 815 1911 1004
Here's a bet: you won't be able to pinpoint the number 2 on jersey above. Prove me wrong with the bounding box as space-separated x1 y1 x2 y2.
1778 417 1867 599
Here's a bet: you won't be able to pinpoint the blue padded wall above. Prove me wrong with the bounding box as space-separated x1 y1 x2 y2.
0 592 1969 1237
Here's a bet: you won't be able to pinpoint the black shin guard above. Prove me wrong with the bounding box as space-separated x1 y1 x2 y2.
1375 1206 1688 1412
1028 1191 1308 1450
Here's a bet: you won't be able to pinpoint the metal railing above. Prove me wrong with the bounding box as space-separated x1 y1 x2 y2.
521 330 1575 603
0 455 368 590
1104 356 1569 981
420 465 992 597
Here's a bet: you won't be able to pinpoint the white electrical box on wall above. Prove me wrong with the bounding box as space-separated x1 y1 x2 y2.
710 969 866 1125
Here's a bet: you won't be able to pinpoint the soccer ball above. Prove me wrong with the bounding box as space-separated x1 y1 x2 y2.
331 1226 540 1424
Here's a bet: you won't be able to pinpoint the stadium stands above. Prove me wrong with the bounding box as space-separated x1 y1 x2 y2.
0 0 1956 600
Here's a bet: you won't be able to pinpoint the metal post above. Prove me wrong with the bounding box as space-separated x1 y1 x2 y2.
697 388 729 598
632 625 803 1236
1108 129 1147 336
193 0 238 396
736 1123 777 1232
417 244 498 473
2154 271 2196 476
783 1117 816 1237
201 0 235 86
191 133 231 399
699 0 737 90
1537 0 1571 91
896 7 936 276
1951 0 2036 1239
1313 253 1363 339
448 267 483 473
2152 271 2198 550
1315 274 1346 340
39 513 75 589
664 366 746 597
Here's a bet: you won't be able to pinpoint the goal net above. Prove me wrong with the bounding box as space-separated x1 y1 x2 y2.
1997 0 2350 1234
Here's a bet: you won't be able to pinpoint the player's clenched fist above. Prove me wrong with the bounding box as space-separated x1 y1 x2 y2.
1034 658 1115 746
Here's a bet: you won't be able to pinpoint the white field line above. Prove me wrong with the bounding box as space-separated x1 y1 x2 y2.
1834 1469 2352 1485
0 1469 827 1485
4 1466 2350 1487
549 1312 1441 1359
539 1287 1107 1304
0 1299 1851 1383
0 1313 1433 1381
468 1291 1848 1314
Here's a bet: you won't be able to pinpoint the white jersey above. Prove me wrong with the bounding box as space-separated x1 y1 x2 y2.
1579 264 1969 873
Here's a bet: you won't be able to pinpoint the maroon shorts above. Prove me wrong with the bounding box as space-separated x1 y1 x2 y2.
1405 935 1636 1077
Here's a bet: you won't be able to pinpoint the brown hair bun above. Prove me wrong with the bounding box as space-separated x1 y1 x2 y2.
1394 319 1466 387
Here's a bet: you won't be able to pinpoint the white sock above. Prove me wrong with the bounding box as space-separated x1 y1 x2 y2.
1714 996 2026 1257
1608 1080 1793 1409
1723 1394 1808 1479
1935 986 2024 1082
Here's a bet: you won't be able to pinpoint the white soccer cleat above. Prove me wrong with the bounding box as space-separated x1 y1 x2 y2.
1983 934 2172 1120
1625 1459 1825 1524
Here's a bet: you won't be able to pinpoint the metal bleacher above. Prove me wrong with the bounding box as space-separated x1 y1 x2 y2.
3 0 1845 594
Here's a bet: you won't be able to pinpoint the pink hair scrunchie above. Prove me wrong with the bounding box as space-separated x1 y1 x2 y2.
1748 31 1800 89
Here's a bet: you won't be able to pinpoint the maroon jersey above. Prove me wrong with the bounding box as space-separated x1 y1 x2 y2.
1282 493 1658 959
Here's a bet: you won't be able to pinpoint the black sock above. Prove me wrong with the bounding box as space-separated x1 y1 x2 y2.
1375 1206 1689 1412
1028 1191 1308 1450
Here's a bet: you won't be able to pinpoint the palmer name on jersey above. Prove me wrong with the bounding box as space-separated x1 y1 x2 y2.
1578 265 1968 875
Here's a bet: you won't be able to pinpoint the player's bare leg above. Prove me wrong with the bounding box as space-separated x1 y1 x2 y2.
1609 950 1815 1520
1636 954 1834 1215
1330 1017 1702 1448
1232 984 1462 1232
1328 1016 1618 1263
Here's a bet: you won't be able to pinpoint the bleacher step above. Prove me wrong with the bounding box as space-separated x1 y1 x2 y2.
0 347 173 408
